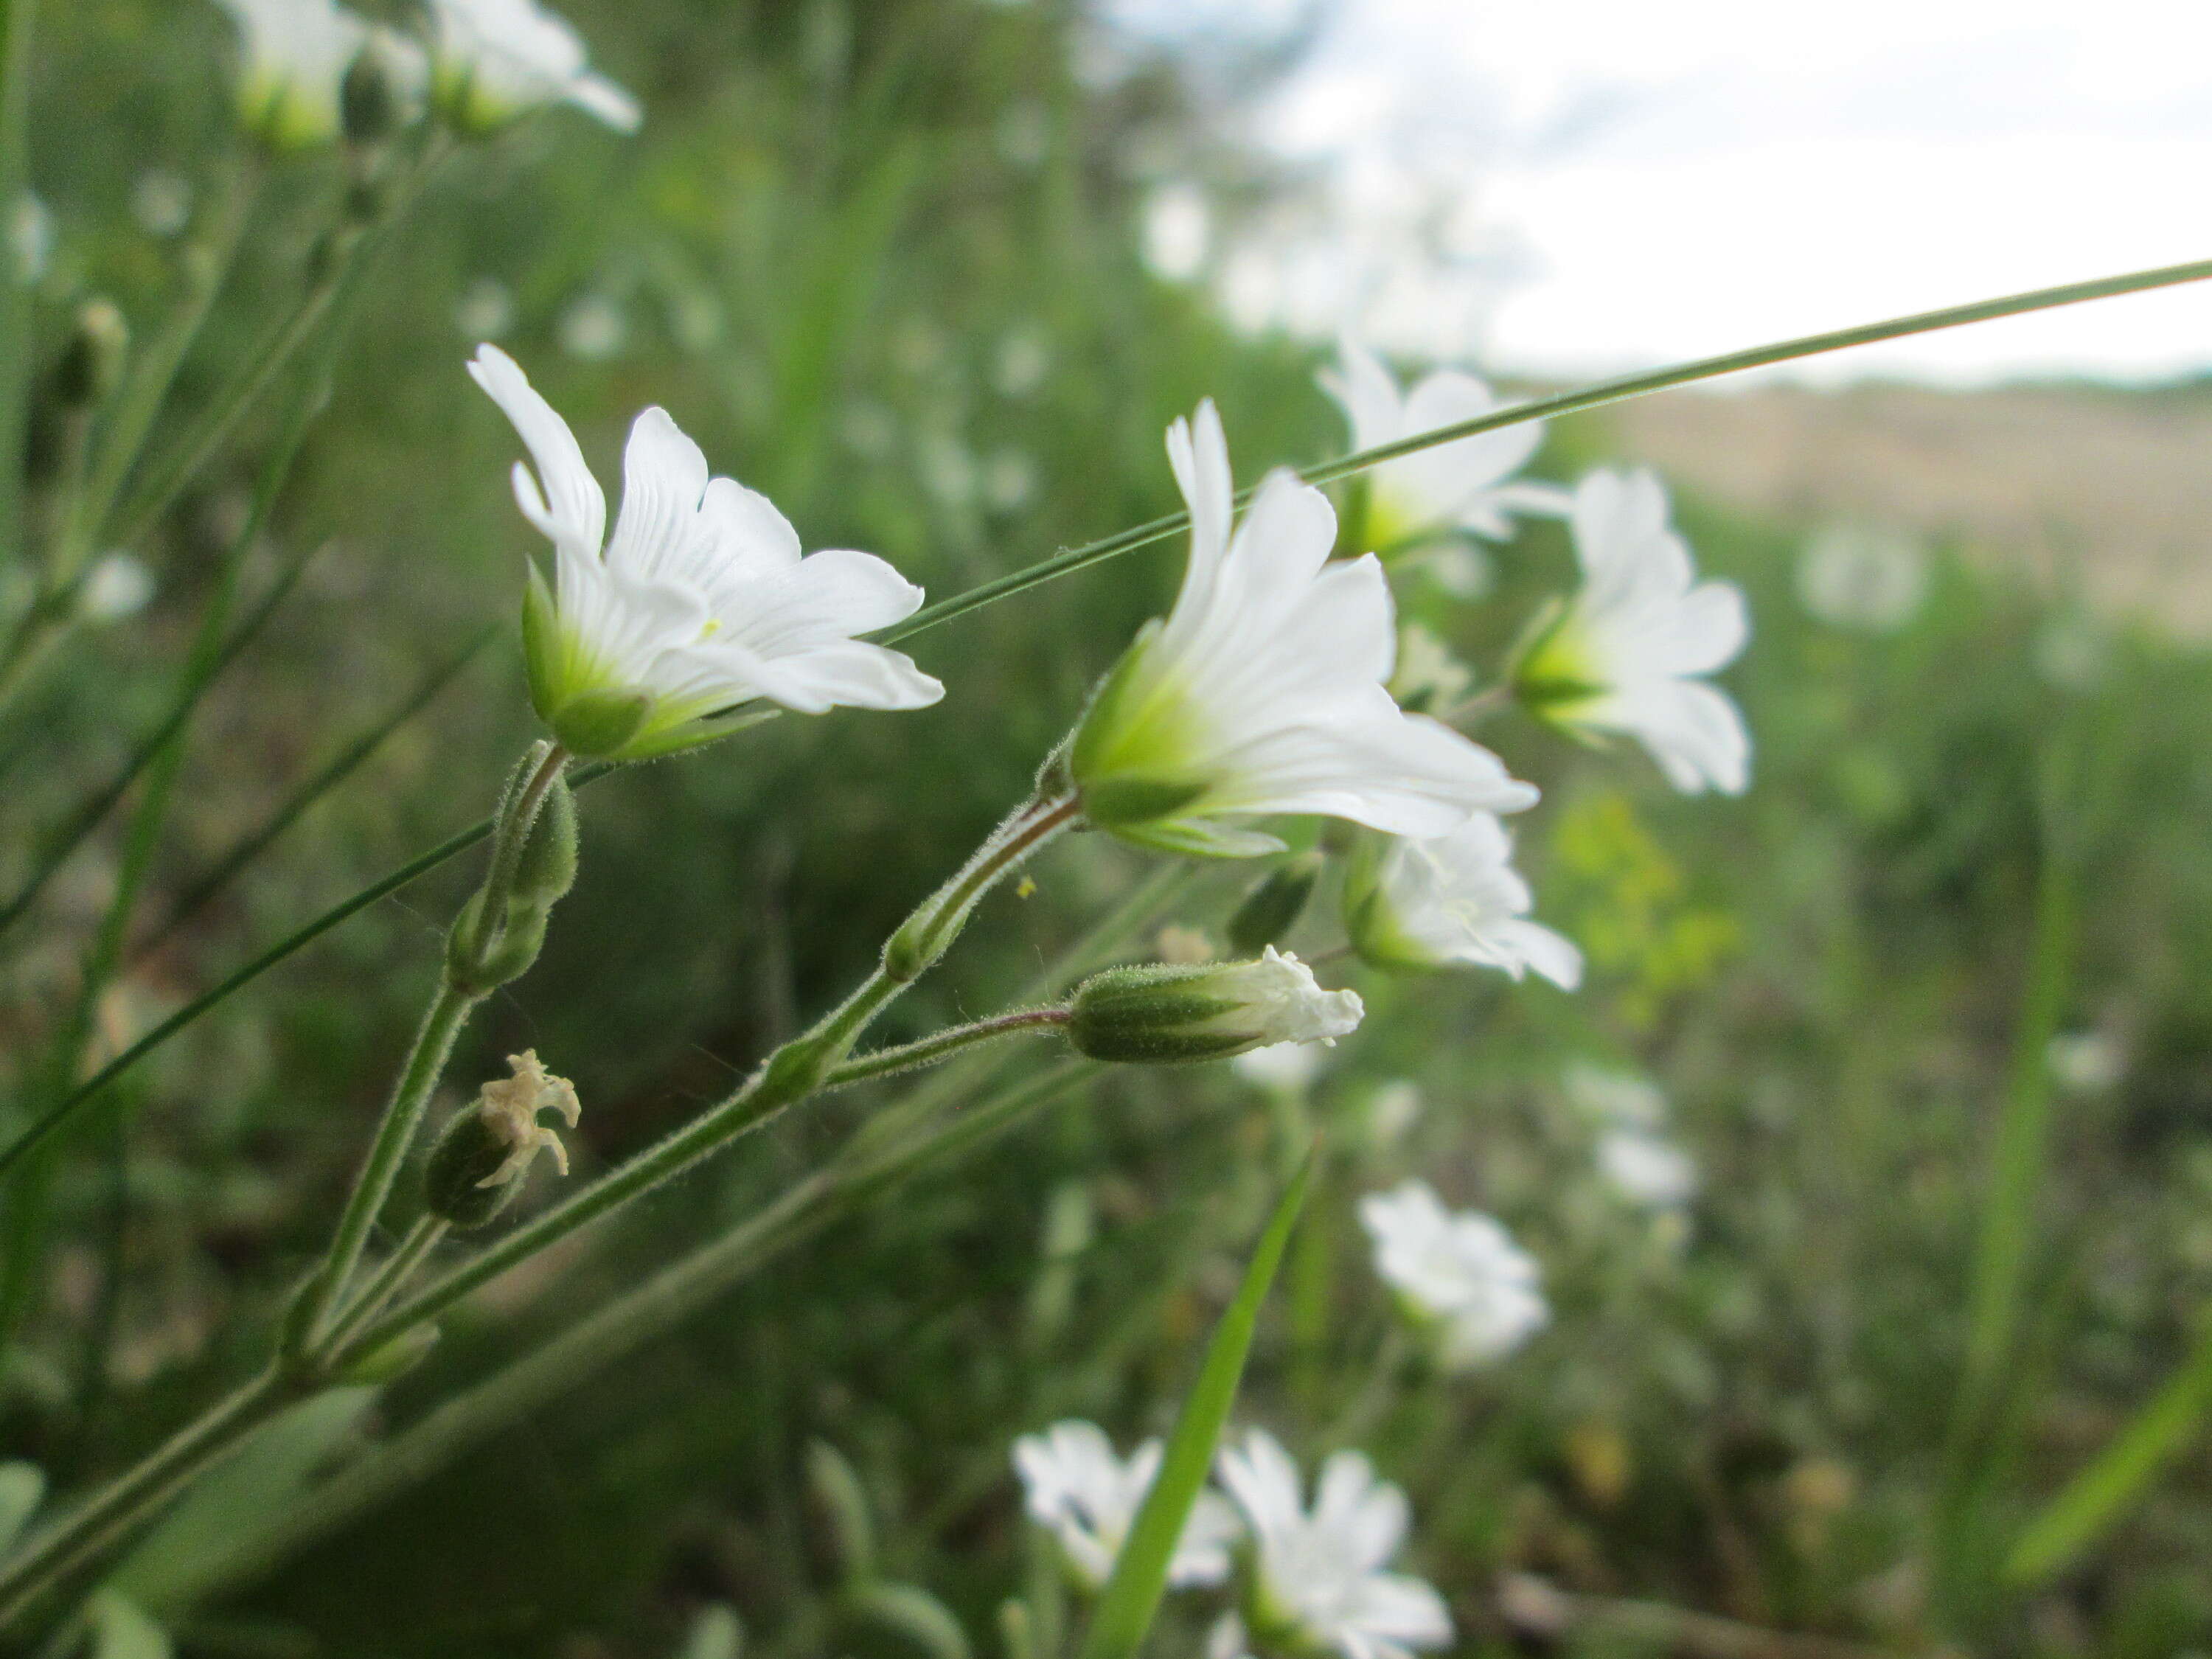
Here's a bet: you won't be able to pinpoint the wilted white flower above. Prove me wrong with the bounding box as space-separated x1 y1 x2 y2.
556 293 626 361
468 344 942 759
1796 523 1927 633
1516 469 1750 796
1216 1429 1453 1659
130 171 193 238
454 276 516 340
1562 1062 1666 1131
210 0 415 148
77 554 156 623
1012 1420 1239 1591
1232 1040 1324 1094
1069 947 1363 1065
1359 1181 1548 1368
1596 1127 1698 1210
1069 400 1537 857
1321 338 1565 549
1343 814 1581 988
428 0 640 133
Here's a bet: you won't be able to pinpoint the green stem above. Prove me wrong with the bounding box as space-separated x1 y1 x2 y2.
315 1215 448 1363
0 0 36 580
819 1007 1071 1091
880 256 2212 647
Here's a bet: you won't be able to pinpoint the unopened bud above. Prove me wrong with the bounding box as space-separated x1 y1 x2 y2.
423 1051 580 1228
1067 946 1362 1065
509 774 579 909
1225 853 1322 956
55 299 128 408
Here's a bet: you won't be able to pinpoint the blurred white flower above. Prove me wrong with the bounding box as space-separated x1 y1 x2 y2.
453 276 516 340
992 322 1052 398
1363 1081 1425 1149
1233 1040 1323 1094
2034 611 2111 691
9 194 49 284
1143 183 1209 281
916 431 978 509
77 554 155 623
1321 338 1564 547
1596 1128 1698 1210
1359 1180 1548 1368
1216 1429 1453 1659
130 171 193 238
468 344 942 759
1563 1062 1666 1131
1421 541 1493 600
1517 469 1750 796
2048 1031 2124 1093
1012 1420 1239 1592
211 0 415 148
981 448 1037 515
428 0 639 132
1069 400 1537 857
556 293 626 361
1343 814 1581 988
1386 625 1472 716
1796 524 1927 633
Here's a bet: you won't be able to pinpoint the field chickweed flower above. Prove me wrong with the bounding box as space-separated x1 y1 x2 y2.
1514 469 1750 796
1012 1421 1239 1591
1069 400 1537 856
1321 338 1565 549
468 344 942 759
212 0 415 149
1359 1181 1548 1368
1343 814 1582 987
1596 1128 1699 1209
1068 947 1362 1065
1214 1429 1452 1659
428 0 641 133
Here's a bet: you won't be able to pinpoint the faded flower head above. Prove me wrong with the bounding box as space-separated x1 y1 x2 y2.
1215 1429 1452 1659
1515 469 1750 796
1321 338 1565 549
424 1049 582 1227
428 0 640 133
1069 947 1362 1065
1796 523 1928 633
1012 1420 1239 1592
211 0 422 149
1069 400 1537 857
468 344 942 759
1596 1128 1698 1210
1343 814 1582 988
1359 1181 1548 1368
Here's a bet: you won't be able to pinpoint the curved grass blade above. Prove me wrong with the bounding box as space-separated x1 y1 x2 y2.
1078 1148 1315 1659
881 256 2212 647
139 625 498 953
2005 1319 2212 1586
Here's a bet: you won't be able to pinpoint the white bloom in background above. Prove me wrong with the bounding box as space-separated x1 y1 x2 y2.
1343 814 1582 988
77 554 156 623
1143 182 1210 280
1233 1040 1324 1094
1363 1081 1425 1148
454 276 517 340
1596 1128 1698 1210
2048 1031 2124 1093
1796 523 1928 633
1321 338 1565 548
210 0 408 149
1562 1062 1667 1131
428 0 641 133
1070 400 1537 857
468 344 942 759
131 171 193 238
9 195 50 284
1012 1421 1239 1591
557 293 627 361
1386 624 1472 717
1516 468 1750 796
1216 1429 1453 1659
1359 1181 1548 1368
1068 947 1363 1065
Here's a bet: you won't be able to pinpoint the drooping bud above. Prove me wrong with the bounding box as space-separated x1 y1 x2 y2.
423 1051 581 1228
1067 946 1363 1065
1225 853 1323 956
55 299 129 408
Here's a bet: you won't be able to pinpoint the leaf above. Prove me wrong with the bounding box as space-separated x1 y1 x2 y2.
806 1439 877 1582
845 1582 971 1659
0 1462 44 1556
1078 1150 1315 1659
678 1604 744 1659
86 1592 172 1659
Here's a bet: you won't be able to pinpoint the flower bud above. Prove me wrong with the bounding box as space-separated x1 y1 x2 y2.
341 41 406 150
1067 946 1362 1065
1225 853 1322 956
509 773 579 911
423 1051 580 1228
55 299 128 408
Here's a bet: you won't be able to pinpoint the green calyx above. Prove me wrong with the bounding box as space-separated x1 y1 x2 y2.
1226 854 1324 955
1067 964 1255 1065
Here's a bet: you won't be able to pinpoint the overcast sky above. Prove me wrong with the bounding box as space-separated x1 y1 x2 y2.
1113 0 2212 384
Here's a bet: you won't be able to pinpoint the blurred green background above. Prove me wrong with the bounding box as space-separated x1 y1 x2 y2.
4 1 2211 1654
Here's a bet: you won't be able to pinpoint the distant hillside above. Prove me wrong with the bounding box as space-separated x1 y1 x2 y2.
1603 381 2212 634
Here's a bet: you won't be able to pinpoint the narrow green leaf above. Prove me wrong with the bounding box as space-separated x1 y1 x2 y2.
2006 1320 2212 1585
85 1591 172 1659
1079 1150 1315 1659
0 1462 44 1556
678 1604 744 1659
845 1582 970 1659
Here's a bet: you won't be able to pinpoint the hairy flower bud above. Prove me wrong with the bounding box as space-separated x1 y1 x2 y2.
423 1051 580 1228
1068 946 1361 1065
1225 853 1322 956
509 773 579 910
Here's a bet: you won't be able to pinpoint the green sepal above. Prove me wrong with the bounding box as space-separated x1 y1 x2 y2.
509 774 579 910
549 686 653 758
1106 816 1286 860
1226 853 1324 955
422 1109 521 1229
520 565 566 724
1080 775 1208 830
608 707 779 764
1067 622 1159 784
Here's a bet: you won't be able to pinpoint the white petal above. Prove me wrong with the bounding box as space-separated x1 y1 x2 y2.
1606 676 1751 795
469 344 606 563
602 406 709 581
567 69 641 131
1319 337 1407 453
1164 400 1235 616
1489 918 1584 990
699 476 802 571
754 639 944 712
1346 1573 1455 1644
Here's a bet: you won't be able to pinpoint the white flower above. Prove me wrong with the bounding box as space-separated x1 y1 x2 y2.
77 554 156 623
1796 523 1927 633
1216 1429 1453 1659
9 195 50 285
1596 1128 1698 1209
1012 1421 1239 1591
131 171 193 239
468 344 942 759
1069 400 1537 857
428 0 640 133
211 0 416 149
1517 468 1750 796
1068 947 1363 1065
1359 1181 1548 1369
1321 338 1565 548
1562 1062 1668 1131
1343 814 1582 988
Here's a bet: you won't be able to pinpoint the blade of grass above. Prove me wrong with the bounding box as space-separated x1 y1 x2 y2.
138 625 498 953
879 256 2212 647
1079 1149 1315 1659
0 0 35 580
2004 1318 2212 1585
